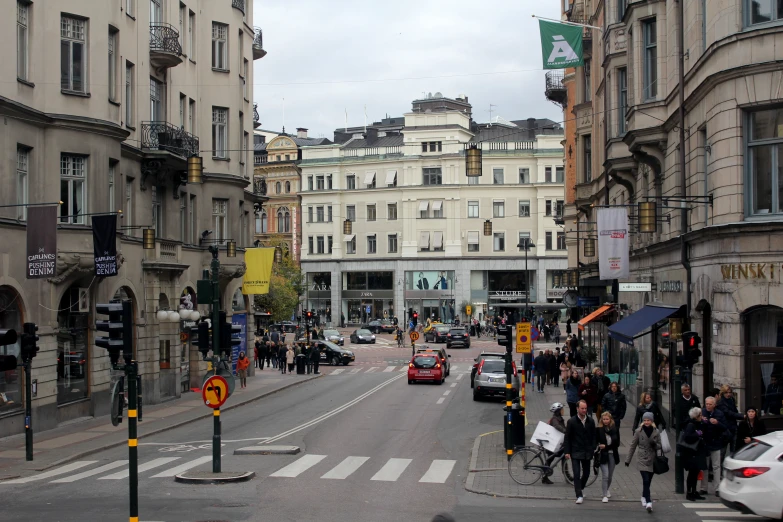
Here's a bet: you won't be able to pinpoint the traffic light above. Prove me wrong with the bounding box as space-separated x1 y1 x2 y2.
412 312 418 326
20 323 39 363
96 301 133 365
0 329 18 372
497 324 512 351
219 314 242 357
305 310 313 321
191 320 211 359
682 331 702 367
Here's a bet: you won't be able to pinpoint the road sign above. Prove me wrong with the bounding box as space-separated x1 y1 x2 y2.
202 375 229 409
516 322 531 354
531 327 540 341
619 282 652 292
409 331 420 342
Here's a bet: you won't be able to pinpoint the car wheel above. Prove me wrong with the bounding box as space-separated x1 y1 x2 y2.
470 375 475 388
408 380 413 385
438 377 444 385
371 340 376 344
473 391 480 401
374 328 380 334
331 356 340 366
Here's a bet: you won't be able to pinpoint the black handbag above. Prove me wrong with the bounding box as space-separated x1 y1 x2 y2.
653 451 669 475
677 431 702 452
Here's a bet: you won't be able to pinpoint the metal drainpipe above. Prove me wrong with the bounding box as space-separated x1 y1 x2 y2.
677 0 692 324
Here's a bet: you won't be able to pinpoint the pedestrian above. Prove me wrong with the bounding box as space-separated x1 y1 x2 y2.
542 402 567 485
601 382 627 431
676 384 701 430
716 384 744 455
564 400 597 504
554 323 561 345
549 349 559 386
596 411 620 503
565 369 581 417
278 343 288 373
579 375 598 417
700 396 729 496
267 341 276 368
236 351 250 388
566 318 572 335
625 411 662 513
560 355 572 393
735 407 767 451
534 350 548 393
592 368 610 418
632 392 666 432
680 407 708 501
286 344 295 374
658 355 669 390
311 342 321 374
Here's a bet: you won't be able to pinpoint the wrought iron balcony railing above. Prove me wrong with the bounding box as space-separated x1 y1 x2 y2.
253 176 267 195
253 27 266 59
141 121 199 158
253 103 260 128
149 23 182 56
232 0 245 14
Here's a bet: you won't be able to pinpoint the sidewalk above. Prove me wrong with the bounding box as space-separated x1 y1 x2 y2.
466 379 680 502
0 370 321 479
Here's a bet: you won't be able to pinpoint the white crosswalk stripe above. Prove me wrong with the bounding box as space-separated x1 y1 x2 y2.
330 368 345 375
51 461 128 483
98 457 180 480
1 461 97 484
320 456 369 479
349 368 362 374
150 456 212 478
371 458 412 481
682 501 759 521
270 454 327 478
382 366 395 372
419 460 456 483
365 367 378 373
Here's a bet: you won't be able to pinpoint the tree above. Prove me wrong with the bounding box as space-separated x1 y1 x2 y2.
252 235 304 322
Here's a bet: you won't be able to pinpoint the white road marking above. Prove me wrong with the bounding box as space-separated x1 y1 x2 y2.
418 460 456 483
450 383 457 388
330 369 345 375
443 390 451 396
370 458 411 481
365 367 379 373
456 373 465 381
382 366 396 372
436 397 445 404
1 461 97 484
320 456 370 479
683 504 726 509
694 514 759 519
140 437 269 445
150 456 213 477
51 461 128 483
451 365 458 371
349 368 362 374
270 454 327 478
99 458 180 480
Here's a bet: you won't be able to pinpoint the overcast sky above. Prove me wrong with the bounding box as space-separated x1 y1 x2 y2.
251 0 562 139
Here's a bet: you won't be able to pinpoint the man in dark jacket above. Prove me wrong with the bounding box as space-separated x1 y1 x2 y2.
676 383 701 429
564 400 597 503
534 351 548 392
701 397 729 496
310 342 321 374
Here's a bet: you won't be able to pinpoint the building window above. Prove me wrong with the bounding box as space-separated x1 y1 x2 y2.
467 231 479 252
367 235 377 254
151 186 163 237
316 175 324 190
518 200 530 217
557 231 566 250
367 204 376 221
212 107 228 158
518 231 531 249
308 236 313 254
468 200 479 218
179 94 186 128
423 167 442 185
125 62 134 126
307 176 313 191
317 235 325 254
107 161 117 214
419 231 430 251
555 200 564 218
493 168 504 185
213 199 227 242
365 172 376 188
61 16 87 93
242 58 248 99
108 29 118 101
468 173 479 185
286 181 291 193
126 0 135 17
275 182 281 194
17 147 29 221
583 59 591 102
584 135 592 182
60 155 86 224
125 178 134 235
388 234 398 253
545 167 552 183
421 142 427 153
188 194 196 243
17 2 29 81
179 3 185 49
618 0 626 21
545 231 553 250
179 195 186 242
346 205 355 222
643 19 657 100
189 99 196 134
747 108 783 215
316 206 324 222
617 68 628 134
433 201 443 218
493 200 505 218
746 0 783 25
423 141 443 152
328 235 333 253
545 200 552 216
277 207 290 232
555 166 564 183
212 22 228 70
307 206 313 223
346 175 356 190
346 236 356 254
150 77 163 120
242 132 249 176
188 10 195 59
388 203 397 220
493 232 505 252
519 168 529 184
258 211 267 233
328 206 333 222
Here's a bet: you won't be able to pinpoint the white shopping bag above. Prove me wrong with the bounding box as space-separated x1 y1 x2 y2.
530 421 564 453
660 429 672 454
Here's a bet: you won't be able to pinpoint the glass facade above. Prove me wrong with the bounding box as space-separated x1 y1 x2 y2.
56 285 90 405
341 271 394 325
306 272 332 325
404 270 457 323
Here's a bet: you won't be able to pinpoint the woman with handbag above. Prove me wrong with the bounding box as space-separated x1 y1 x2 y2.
625 412 662 513
596 411 620 503
680 407 708 501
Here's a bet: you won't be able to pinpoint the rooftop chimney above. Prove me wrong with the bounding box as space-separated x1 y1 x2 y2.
296 127 308 139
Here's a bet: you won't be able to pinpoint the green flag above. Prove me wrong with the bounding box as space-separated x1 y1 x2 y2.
539 19 584 69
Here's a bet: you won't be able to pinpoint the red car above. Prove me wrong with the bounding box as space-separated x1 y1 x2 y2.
407 354 444 385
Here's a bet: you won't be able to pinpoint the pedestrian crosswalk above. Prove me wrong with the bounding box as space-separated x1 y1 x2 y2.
683 501 761 521
0 454 457 486
329 365 470 376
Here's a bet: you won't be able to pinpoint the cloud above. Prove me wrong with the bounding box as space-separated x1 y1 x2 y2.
252 0 562 138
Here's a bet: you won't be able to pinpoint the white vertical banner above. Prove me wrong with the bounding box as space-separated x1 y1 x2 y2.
597 207 630 280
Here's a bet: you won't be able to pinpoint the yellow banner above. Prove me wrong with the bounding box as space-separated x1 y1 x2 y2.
242 248 275 295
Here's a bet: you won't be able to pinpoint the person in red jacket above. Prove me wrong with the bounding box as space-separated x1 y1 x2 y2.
236 351 250 388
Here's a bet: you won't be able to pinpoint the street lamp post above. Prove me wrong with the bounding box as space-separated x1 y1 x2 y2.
517 238 535 321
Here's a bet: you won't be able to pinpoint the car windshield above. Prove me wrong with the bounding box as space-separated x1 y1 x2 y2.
324 330 340 337
321 340 341 350
481 360 506 373
412 356 437 369
436 326 450 332
357 329 371 335
732 441 773 461
450 329 466 335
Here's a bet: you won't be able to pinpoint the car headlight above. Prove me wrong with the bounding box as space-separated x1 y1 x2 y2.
371 335 376 339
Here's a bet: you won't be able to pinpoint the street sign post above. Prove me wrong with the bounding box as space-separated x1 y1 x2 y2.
202 374 229 474
409 331 419 342
516 322 531 354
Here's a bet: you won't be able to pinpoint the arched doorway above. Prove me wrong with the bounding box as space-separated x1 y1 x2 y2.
0 286 23 413
744 306 783 430
57 281 91 405
180 286 198 392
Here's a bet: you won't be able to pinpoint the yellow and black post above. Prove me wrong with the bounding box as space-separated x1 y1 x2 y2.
213 406 221 473
127 358 139 522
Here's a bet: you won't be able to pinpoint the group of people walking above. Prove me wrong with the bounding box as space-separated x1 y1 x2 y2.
254 329 322 375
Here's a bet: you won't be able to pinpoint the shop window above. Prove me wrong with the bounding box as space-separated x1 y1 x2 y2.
57 286 90 405
159 340 171 369
747 307 783 417
0 287 22 413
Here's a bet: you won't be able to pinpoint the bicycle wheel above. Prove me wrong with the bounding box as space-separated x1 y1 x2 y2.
508 447 545 485
562 458 599 486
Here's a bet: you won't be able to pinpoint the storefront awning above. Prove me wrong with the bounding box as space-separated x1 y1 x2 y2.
418 231 430 248
342 234 355 242
608 304 683 346
419 200 429 212
385 170 396 185
577 305 614 331
432 200 443 211
433 231 443 249
467 231 479 245
364 172 376 186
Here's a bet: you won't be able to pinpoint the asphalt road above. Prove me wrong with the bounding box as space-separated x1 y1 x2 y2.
0 335 732 521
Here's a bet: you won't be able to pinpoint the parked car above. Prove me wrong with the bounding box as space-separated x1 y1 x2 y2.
313 340 355 366
362 320 396 334
322 329 344 346
473 358 520 401
349 329 376 344
416 346 451 376
407 353 444 385
425 324 451 343
720 432 783 519
471 352 505 388
446 327 470 348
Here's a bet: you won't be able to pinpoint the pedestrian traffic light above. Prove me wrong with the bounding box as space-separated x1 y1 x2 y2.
682 331 702 367
412 312 418 326
306 310 313 321
20 322 39 363
497 324 512 351
191 320 211 359
0 329 18 372
96 301 132 365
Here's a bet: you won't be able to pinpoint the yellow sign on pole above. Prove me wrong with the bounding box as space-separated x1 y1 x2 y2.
466 305 472 317
516 322 531 353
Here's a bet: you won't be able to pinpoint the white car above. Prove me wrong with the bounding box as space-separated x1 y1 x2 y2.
720 431 783 519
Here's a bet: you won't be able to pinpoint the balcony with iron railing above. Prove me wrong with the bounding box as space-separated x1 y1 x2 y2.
141 121 199 158
253 176 267 195
149 23 183 69
232 0 245 14
253 27 267 60
253 103 260 129
545 70 567 107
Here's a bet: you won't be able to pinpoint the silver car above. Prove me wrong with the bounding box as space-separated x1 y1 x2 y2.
322 329 344 346
472 358 521 401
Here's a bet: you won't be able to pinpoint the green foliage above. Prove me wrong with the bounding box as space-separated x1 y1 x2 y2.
582 344 598 365
252 235 304 322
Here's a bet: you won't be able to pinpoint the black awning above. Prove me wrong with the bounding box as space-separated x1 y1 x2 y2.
608 304 685 345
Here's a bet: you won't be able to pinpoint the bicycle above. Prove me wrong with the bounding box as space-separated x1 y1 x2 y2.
508 438 599 486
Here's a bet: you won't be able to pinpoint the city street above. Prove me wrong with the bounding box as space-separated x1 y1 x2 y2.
0 334 747 521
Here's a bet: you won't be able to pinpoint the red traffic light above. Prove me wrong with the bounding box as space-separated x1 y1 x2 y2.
413 313 418 318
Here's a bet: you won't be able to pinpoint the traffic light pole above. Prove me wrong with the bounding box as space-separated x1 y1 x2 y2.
126 357 139 522
209 245 222 474
505 347 513 460
24 360 32 461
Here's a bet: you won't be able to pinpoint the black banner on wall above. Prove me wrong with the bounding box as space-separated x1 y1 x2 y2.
92 214 118 277
26 206 57 279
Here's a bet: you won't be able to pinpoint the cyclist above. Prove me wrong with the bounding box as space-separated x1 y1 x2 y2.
396 326 404 348
542 402 567 485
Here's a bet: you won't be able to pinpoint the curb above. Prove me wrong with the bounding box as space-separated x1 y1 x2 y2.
174 470 256 484
234 445 300 455
22 374 323 472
